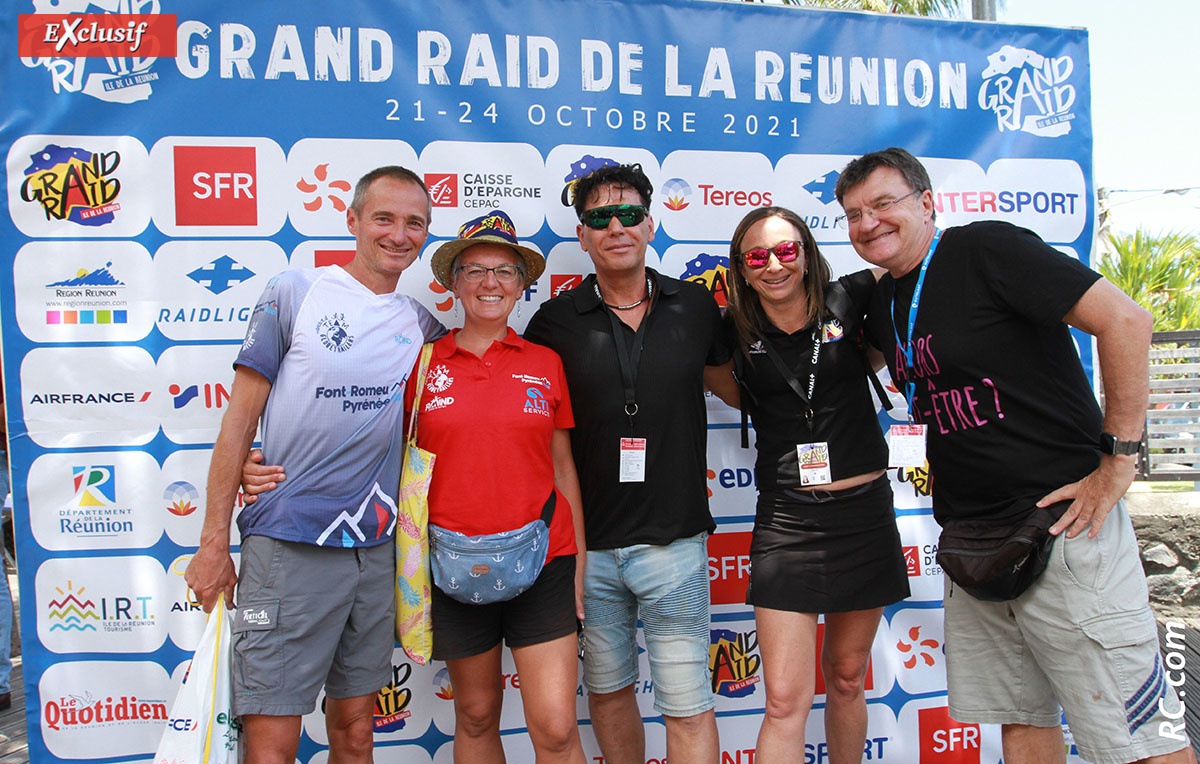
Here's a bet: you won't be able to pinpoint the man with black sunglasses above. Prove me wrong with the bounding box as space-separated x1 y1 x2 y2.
836 147 1189 764
525 163 732 764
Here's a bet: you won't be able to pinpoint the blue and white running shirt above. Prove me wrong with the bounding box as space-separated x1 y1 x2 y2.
234 265 445 548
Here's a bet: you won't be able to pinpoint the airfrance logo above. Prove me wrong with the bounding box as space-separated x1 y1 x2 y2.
186 255 255 295
20 144 121 227
978 45 1075 138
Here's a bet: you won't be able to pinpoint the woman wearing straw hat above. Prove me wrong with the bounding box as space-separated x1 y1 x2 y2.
245 210 587 763
418 210 587 764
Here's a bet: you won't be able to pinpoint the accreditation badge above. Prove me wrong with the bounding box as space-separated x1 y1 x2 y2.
619 437 647 483
796 442 832 486
888 424 927 468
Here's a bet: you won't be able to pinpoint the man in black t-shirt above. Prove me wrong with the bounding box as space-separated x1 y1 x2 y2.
525 163 731 764
834 148 1190 764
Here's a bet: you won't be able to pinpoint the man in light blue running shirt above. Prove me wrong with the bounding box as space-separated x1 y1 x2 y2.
186 166 446 764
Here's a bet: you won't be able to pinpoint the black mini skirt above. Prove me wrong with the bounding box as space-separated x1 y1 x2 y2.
747 473 911 613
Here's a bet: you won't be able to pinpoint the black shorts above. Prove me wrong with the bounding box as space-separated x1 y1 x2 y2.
747 474 910 613
431 554 577 661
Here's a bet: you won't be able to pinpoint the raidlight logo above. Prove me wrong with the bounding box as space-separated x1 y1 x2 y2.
169 382 231 410
19 144 121 227
425 173 458 207
661 178 691 210
373 664 414 732
18 14 177 58
803 171 839 203
707 531 751 606
29 390 151 405
186 255 255 296
163 481 199 516
297 163 352 212
979 45 1075 138
904 546 921 576
45 261 128 325
709 628 761 698
43 692 168 731
918 706 980 763
680 252 729 309
897 625 941 669
173 146 258 226
560 154 619 206
550 274 582 298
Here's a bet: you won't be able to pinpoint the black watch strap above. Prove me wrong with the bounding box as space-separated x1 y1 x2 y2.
1099 431 1140 456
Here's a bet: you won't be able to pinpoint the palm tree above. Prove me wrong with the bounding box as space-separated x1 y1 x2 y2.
1097 229 1200 331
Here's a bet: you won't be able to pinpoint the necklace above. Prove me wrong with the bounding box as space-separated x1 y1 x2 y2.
595 276 653 311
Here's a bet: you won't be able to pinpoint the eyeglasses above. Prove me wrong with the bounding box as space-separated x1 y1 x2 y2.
835 189 922 227
454 264 525 283
739 240 802 269
579 204 648 230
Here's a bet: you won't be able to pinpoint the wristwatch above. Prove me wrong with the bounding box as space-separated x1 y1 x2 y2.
1099 432 1141 456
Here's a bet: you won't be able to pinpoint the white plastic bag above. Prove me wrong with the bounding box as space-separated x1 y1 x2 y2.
154 595 239 764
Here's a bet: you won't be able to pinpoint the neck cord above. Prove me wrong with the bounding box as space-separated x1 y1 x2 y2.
595 276 653 310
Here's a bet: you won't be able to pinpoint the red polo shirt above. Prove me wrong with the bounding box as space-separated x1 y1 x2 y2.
406 328 577 561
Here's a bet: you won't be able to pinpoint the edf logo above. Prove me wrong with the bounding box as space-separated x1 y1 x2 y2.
918 706 980 763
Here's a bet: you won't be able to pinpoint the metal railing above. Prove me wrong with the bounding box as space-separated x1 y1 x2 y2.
1138 330 1200 481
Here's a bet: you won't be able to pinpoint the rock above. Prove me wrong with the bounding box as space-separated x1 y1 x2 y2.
1143 542 1180 570
1147 569 1193 605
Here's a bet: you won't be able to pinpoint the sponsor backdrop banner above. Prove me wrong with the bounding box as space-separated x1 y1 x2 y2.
3 0 1092 761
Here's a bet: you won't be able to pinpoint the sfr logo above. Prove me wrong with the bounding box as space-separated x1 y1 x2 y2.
174 145 258 226
919 706 980 763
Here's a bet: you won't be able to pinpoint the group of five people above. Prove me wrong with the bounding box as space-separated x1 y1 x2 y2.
185 151 1192 764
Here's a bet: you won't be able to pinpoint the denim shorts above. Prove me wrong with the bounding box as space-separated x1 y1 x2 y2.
581 531 715 717
944 501 1190 763
231 535 395 716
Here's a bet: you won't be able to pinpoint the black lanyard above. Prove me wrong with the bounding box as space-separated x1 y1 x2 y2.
604 306 649 432
760 328 822 424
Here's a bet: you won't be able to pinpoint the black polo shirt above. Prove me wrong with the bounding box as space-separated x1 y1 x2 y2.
524 268 731 550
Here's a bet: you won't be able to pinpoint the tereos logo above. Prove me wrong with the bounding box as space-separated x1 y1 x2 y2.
680 252 730 309
163 481 199 516
662 178 691 210
708 628 761 698
19 144 121 227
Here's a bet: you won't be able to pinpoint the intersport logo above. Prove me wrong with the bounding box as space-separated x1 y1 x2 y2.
18 14 177 58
